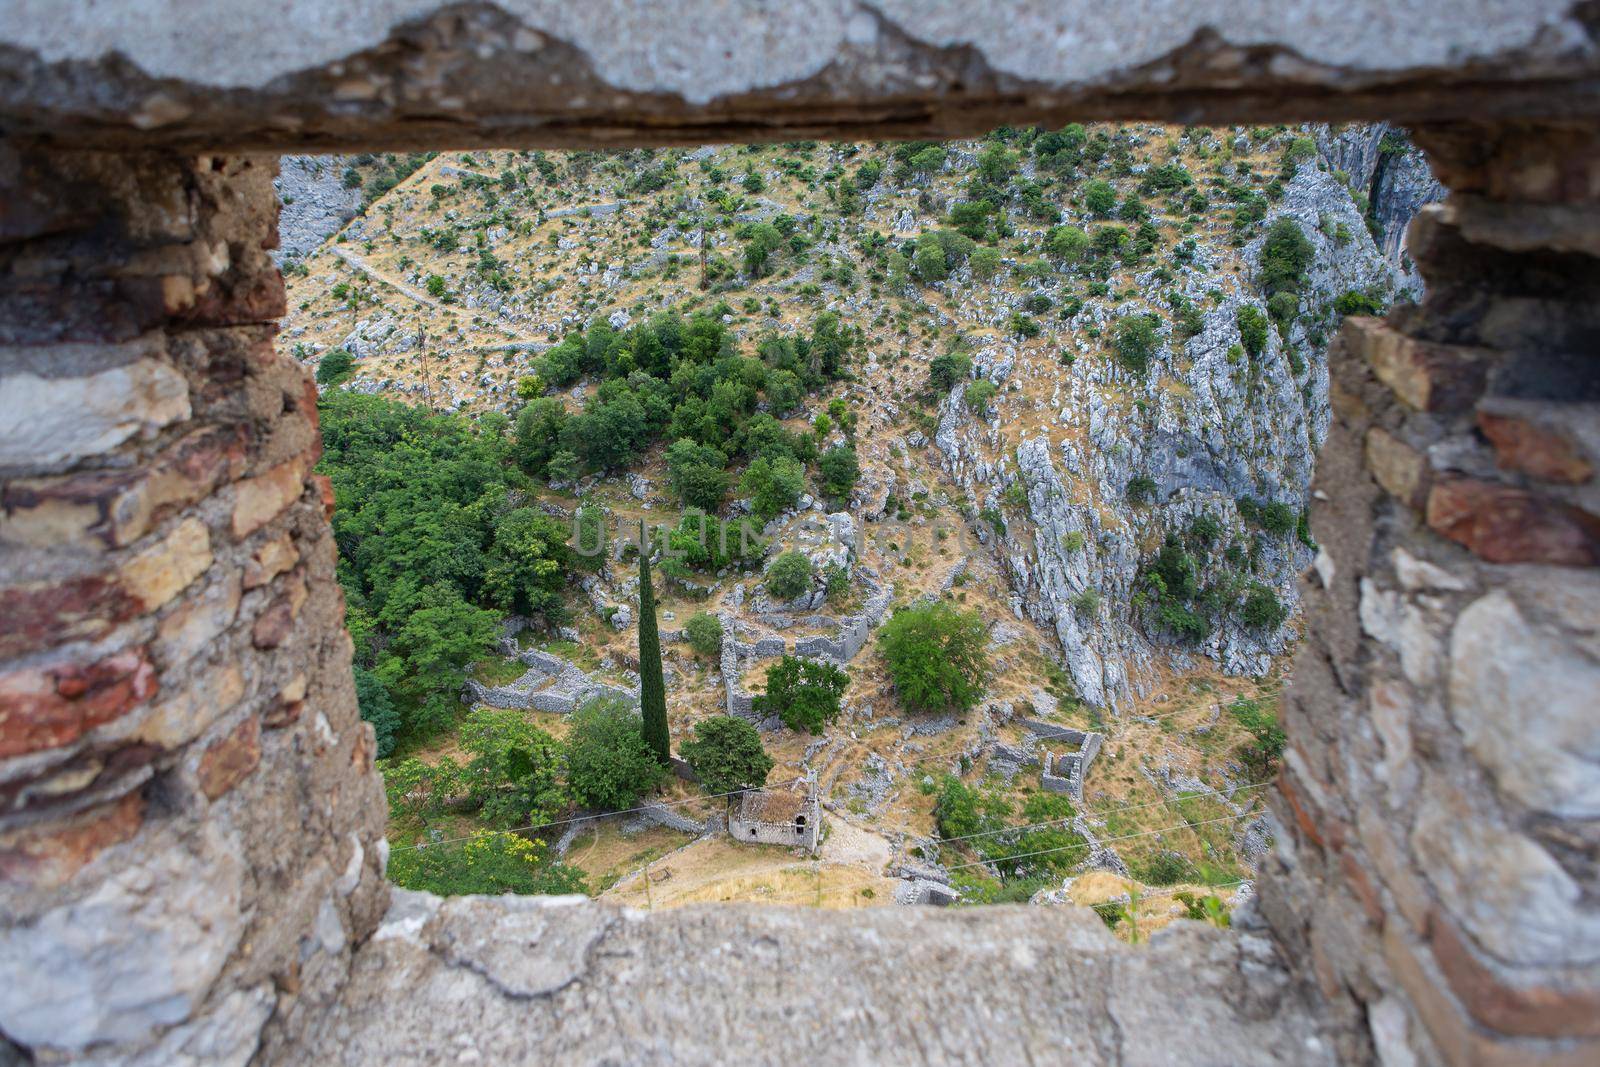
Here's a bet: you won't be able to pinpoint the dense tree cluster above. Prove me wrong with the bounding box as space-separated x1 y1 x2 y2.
319 393 570 745
513 309 857 516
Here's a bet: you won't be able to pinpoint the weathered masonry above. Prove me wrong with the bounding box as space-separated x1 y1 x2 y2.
1 2 1598 1064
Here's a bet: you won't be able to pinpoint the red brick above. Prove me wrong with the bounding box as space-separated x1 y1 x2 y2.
0 648 157 758
1478 409 1594 485
1426 476 1600 566
1429 909 1600 1039
197 715 261 800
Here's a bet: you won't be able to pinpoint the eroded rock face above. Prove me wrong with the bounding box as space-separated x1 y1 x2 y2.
1316 124 1446 287
936 155 1398 707
273 156 362 262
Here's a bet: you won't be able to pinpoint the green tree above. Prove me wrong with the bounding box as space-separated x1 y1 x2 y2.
1044 225 1089 263
665 437 729 512
564 697 669 810
1112 315 1162 373
765 550 813 601
756 655 849 734
680 715 774 794
742 222 784 276
969 246 1002 280
353 665 400 759
1237 305 1269 359
637 523 671 766
512 397 568 476
740 454 805 519
484 507 570 619
455 707 568 828
878 602 990 714
912 240 948 283
375 585 499 738
316 348 355 385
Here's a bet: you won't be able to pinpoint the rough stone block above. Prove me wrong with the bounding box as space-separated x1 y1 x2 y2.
0 647 156 759
197 715 261 800
1429 908 1600 1039
230 454 309 539
1477 403 1595 485
1365 427 1429 508
0 356 190 469
1426 476 1600 566
0 424 246 549
1344 318 1487 413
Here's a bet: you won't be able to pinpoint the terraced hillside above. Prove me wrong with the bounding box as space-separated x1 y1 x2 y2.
279 123 1429 932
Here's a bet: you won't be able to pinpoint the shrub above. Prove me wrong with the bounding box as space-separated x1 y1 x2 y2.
1133 850 1195 886
1229 695 1286 777
969 246 1002 280
684 612 724 656
680 715 773 794
1334 289 1386 316
817 444 860 501
564 697 669 811
765 550 813 601
316 348 356 385
1010 313 1042 339
755 655 849 734
1240 583 1288 630
964 379 998 412
929 352 972 392
387 831 586 897
1061 530 1085 553
878 603 990 713
1083 180 1117 216
1258 500 1296 536
1044 225 1090 263
1126 475 1159 504
740 454 805 519
1112 315 1161 373
1259 218 1314 296
1236 305 1269 358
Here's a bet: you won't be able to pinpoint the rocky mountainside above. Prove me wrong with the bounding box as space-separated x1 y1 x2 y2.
276 123 1428 910
1314 123 1445 288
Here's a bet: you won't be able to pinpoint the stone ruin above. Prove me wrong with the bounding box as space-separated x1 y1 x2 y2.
463 645 639 714
1037 728 1105 804
727 781 821 854
0 3 1597 1064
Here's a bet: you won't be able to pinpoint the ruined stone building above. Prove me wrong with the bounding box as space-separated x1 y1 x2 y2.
728 781 821 853
1 2 1597 1064
1037 727 1104 803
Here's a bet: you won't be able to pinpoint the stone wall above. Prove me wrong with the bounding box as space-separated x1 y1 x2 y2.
0 149 388 1064
1257 122 1600 1066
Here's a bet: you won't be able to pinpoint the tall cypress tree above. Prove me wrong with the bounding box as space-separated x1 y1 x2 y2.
637 520 671 766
